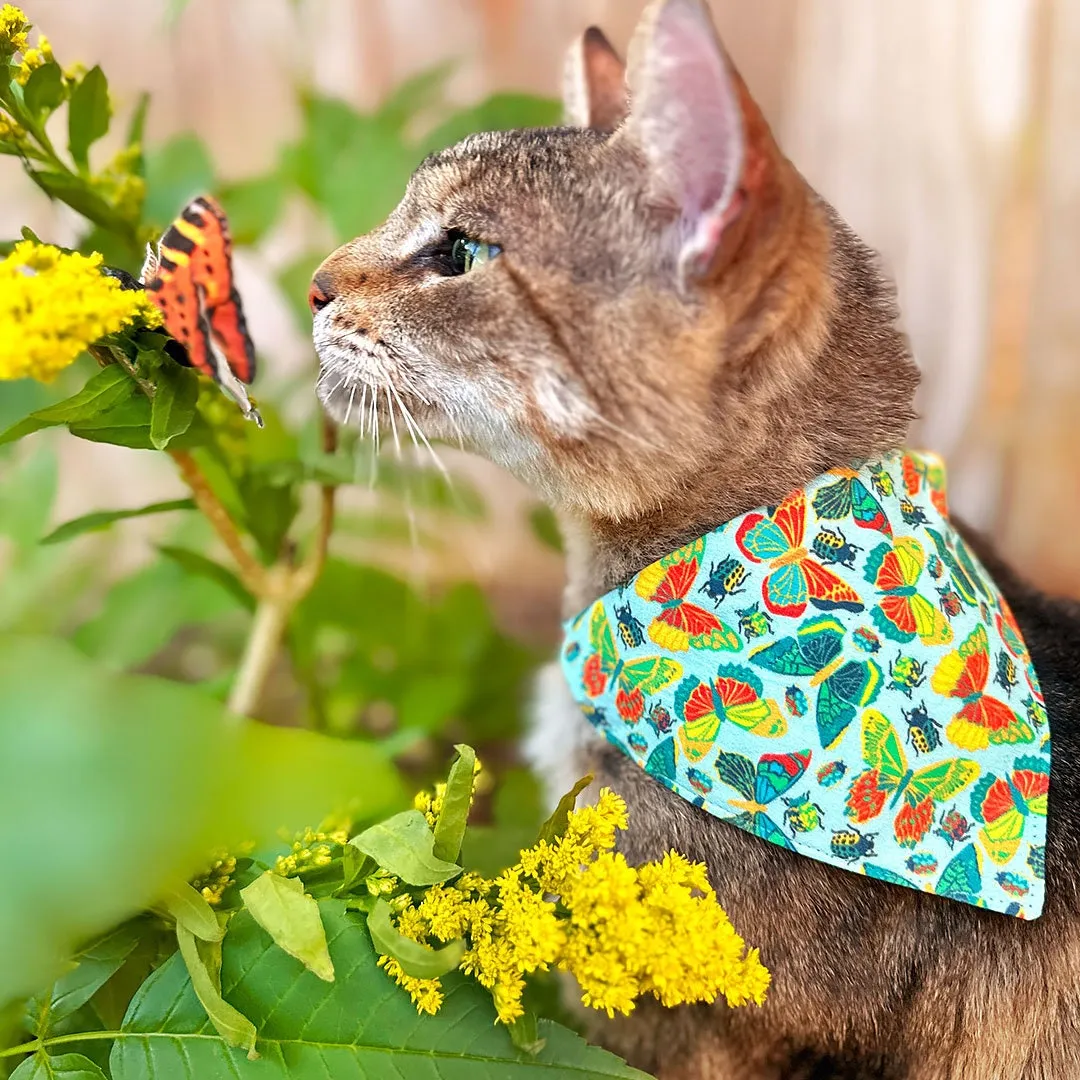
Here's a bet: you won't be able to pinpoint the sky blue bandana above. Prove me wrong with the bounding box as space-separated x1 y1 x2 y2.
561 452 1049 918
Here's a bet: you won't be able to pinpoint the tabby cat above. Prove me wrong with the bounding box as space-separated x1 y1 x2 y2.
309 1 1080 1076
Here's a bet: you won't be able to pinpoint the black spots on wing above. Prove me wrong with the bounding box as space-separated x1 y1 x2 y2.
161 225 196 256
181 205 206 229
158 255 179 274
144 277 164 293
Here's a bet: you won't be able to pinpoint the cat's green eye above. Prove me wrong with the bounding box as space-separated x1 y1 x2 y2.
450 236 501 274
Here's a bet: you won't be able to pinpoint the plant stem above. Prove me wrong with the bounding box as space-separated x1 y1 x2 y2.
226 575 292 718
170 449 267 597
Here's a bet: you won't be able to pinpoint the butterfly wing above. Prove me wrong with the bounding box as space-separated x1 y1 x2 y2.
736 514 792 564
754 750 812 805
971 758 1048 864
588 602 619 677
817 658 882 749
801 558 864 614
762 562 810 618
849 478 891 535
620 656 683 698
951 696 1033 751
926 528 982 606
637 554 698 605
715 665 786 738
898 758 981 847
748 635 818 678
651 599 740 653
716 751 758 802
845 708 905 823
935 844 982 903
676 676 724 762
751 811 796 851
810 476 854 521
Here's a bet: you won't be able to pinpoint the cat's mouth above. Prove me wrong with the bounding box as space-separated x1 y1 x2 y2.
313 326 436 436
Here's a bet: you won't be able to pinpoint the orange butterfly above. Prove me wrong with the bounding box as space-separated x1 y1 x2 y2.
931 624 1034 751
142 195 262 426
635 540 741 652
736 491 863 618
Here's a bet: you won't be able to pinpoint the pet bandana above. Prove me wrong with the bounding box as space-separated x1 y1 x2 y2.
561 451 1049 918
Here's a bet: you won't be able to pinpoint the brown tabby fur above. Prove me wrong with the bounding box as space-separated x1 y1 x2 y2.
311 2 1080 1076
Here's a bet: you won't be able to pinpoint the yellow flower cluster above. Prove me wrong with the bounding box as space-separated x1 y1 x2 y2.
0 241 160 382
192 851 239 907
380 788 770 1024
0 4 29 54
274 825 350 877
15 30 50 84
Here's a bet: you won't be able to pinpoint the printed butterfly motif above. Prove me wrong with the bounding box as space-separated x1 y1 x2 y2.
901 453 948 516
749 615 882 749
864 536 953 647
931 624 1034 751
970 756 1049 864
934 844 982 904
811 467 891 537
715 749 813 851
925 528 989 609
995 598 1041 696
142 195 262 426
736 491 864 618
845 708 980 848
673 664 786 762
581 602 682 723
635 541 741 653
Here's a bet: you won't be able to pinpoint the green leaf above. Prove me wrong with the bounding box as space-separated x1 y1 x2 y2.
68 66 111 171
175 925 258 1058
25 922 143 1034
149 363 199 449
67 393 152 448
537 776 593 846
432 743 477 864
112 904 650 1079
10 1053 107 1080
365 898 464 979
23 62 65 119
217 175 283 245
376 61 455 133
160 883 225 943
510 1012 547 1056
142 133 214 229
349 810 462 886
156 544 254 612
240 873 334 982
0 367 135 446
0 636 403 1002
125 91 150 172
28 169 127 234
40 499 195 545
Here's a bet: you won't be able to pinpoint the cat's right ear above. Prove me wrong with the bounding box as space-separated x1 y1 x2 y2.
624 0 775 286
562 27 628 130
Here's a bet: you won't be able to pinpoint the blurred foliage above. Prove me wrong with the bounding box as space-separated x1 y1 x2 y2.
0 10 590 1078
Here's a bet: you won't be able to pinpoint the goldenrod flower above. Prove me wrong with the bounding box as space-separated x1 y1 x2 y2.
376 956 443 1015
273 825 349 876
0 114 28 148
0 241 160 382
0 4 29 54
15 32 51 84
378 784 769 1025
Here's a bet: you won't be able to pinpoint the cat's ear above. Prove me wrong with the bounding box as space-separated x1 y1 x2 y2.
625 0 768 284
562 27 628 130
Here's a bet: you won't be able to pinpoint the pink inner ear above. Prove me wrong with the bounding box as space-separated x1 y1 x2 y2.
628 0 746 278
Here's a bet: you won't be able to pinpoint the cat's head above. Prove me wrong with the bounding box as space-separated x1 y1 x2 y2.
311 0 914 520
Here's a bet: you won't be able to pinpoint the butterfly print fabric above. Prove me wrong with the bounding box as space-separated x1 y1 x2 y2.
561 452 1049 917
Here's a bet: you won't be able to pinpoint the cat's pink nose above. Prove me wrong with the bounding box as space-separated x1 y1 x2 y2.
308 272 333 313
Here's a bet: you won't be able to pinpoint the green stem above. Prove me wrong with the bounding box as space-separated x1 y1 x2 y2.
0 1030 122 1059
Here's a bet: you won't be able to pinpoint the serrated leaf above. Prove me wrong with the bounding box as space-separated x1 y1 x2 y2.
366 898 463 979
175 925 258 1058
23 62 65 118
25 922 143 1034
432 743 476 863
156 544 254 611
537 776 593 846
10 1053 107 1080
510 1012 546 1056
27 366 134 426
40 499 195 545
240 873 334 982
112 903 650 1079
349 810 462 886
67 393 152 448
68 65 111 171
160 882 224 943
149 364 198 449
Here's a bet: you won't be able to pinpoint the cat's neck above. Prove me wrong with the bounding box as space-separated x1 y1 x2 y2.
559 208 918 616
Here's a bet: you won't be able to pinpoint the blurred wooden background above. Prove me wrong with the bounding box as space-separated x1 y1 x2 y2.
3 0 1078 604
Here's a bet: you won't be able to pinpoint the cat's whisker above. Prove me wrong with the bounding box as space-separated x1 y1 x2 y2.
357 383 369 439
343 382 357 427
390 383 452 487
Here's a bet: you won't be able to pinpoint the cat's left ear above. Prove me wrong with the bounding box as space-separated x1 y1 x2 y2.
624 0 775 285
562 27 628 130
